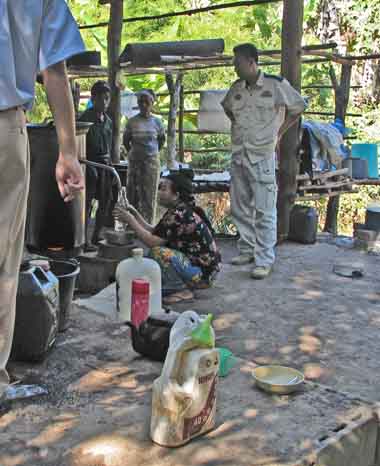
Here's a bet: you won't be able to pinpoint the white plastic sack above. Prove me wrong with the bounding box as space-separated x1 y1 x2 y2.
150 311 219 447
197 90 231 133
121 92 139 118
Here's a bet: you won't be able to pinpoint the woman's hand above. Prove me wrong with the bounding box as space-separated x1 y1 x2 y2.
113 205 135 225
125 201 138 216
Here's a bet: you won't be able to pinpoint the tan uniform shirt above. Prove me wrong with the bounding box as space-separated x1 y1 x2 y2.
222 71 306 163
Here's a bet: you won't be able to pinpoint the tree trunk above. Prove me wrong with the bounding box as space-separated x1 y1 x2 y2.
324 63 352 234
277 0 304 242
107 0 123 164
165 73 182 169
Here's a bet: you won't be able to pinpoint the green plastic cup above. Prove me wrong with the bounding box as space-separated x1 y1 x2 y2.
217 347 236 377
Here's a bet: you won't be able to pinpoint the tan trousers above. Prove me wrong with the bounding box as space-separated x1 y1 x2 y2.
127 156 161 224
230 151 277 267
0 108 29 397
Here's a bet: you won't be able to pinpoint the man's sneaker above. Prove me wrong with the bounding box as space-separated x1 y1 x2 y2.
251 265 272 279
230 253 254 266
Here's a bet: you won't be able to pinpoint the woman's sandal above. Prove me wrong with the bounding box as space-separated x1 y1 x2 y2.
163 290 194 304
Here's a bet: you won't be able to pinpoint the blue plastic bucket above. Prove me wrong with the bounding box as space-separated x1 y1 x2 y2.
351 143 378 178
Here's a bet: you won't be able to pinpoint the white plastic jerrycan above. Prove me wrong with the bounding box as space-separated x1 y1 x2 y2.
151 311 219 447
116 248 162 322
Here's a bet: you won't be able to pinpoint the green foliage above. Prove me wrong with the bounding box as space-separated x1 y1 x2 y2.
28 85 52 123
299 186 379 234
336 186 379 234
30 1 380 235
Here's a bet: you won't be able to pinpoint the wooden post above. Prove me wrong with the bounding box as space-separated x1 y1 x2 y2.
277 0 304 241
178 83 185 163
70 79 80 118
107 0 123 164
324 63 353 234
165 72 182 169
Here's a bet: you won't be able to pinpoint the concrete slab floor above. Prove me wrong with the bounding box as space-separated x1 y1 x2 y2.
76 239 380 403
2 309 377 466
2 239 380 465
178 239 380 404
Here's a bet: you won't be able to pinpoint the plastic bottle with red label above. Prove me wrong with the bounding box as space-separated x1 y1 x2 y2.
131 279 150 329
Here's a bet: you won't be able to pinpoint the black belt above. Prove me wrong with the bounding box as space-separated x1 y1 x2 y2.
0 106 20 113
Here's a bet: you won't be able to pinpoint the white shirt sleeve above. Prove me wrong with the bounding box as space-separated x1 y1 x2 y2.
275 78 306 116
38 0 85 71
221 85 235 114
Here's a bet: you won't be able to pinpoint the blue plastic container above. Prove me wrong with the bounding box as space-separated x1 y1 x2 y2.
351 143 378 178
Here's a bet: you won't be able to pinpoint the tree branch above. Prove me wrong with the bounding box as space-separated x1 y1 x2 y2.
81 0 282 29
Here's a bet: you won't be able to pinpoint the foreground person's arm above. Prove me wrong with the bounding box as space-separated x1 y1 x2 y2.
42 62 84 202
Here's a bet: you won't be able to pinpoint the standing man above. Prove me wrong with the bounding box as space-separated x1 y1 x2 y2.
0 0 85 399
79 81 113 249
222 43 305 279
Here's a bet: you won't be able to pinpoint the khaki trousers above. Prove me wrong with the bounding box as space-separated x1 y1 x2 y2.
127 156 161 224
0 108 29 396
230 151 277 267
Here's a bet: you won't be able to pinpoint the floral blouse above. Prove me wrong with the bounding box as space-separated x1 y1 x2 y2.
153 201 221 280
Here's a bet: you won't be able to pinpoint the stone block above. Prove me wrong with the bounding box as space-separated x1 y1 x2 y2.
313 413 378 466
372 404 380 466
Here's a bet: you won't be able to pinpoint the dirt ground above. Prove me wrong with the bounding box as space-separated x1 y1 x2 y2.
186 237 380 402
1 238 380 466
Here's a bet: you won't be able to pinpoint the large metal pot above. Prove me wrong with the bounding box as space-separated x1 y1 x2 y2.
25 122 90 257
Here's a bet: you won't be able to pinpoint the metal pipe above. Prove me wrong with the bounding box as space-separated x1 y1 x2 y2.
80 159 122 193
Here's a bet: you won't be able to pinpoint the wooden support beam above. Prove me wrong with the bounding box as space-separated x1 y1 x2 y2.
353 179 380 186
296 189 357 201
304 111 361 117
302 85 361 89
183 148 231 153
277 0 304 242
302 49 351 65
263 43 337 56
176 130 227 135
165 72 182 169
107 0 123 163
157 109 362 117
343 53 380 61
153 82 361 97
81 0 282 29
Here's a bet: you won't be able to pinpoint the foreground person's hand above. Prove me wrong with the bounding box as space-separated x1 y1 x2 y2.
56 154 84 202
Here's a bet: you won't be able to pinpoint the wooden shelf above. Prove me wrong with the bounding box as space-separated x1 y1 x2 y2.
67 65 108 79
353 179 380 186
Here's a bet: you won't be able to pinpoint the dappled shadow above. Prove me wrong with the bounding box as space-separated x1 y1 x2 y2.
1 239 380 465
